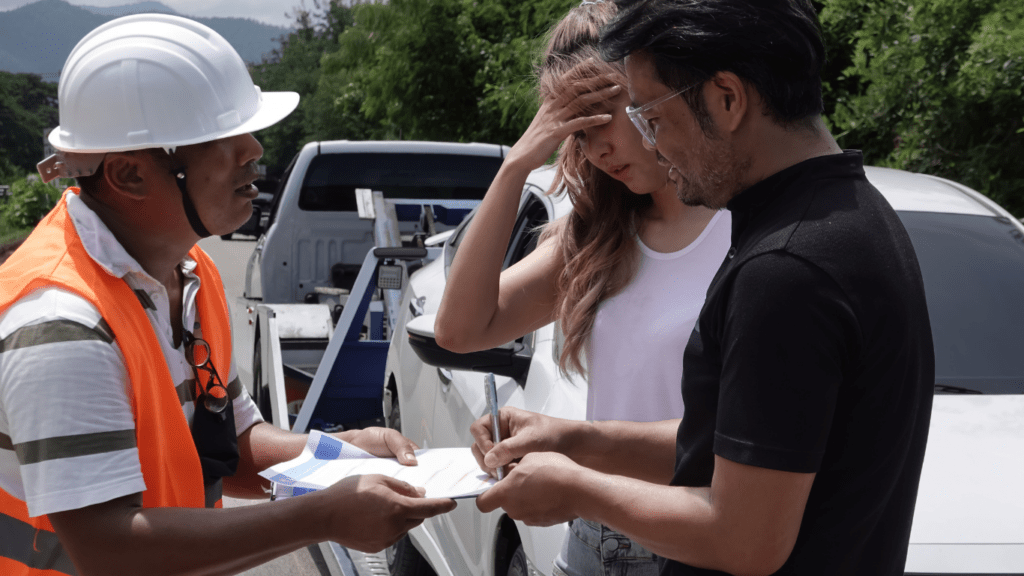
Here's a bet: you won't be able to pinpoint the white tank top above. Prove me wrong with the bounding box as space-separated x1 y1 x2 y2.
586 210 732 422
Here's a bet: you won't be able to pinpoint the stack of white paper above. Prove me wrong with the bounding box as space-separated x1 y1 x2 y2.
260 430 496 499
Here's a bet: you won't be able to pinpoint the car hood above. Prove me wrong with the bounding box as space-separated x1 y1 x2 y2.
909 394 1024 544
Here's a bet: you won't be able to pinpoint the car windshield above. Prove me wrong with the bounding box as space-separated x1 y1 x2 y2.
299 153 503 211
899 211 1024 394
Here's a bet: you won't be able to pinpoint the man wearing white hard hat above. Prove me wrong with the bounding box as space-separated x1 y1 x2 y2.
0 14 455 576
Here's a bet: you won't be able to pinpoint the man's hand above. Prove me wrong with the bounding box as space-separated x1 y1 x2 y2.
336 427 421 465
321 474 457 553
470 406 576 477
475 452 582 526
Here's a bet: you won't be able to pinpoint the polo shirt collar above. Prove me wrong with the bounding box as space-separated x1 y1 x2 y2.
726 150 865 238
65 190 199 281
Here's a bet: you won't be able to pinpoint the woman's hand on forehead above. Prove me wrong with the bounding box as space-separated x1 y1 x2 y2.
559 66 621 96
507 75 619 169
561 82 621 118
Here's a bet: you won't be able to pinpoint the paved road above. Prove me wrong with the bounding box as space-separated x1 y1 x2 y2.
197 234 332 576
197 234 257 322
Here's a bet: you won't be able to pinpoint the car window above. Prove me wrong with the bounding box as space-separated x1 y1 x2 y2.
299 153 503 211
443 204 480 278
443 185 550 276
266 153 298 227
503 189 549 270
449 206 478 252
899 211 1024 394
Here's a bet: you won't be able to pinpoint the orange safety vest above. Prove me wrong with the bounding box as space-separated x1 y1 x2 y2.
0 189 232 575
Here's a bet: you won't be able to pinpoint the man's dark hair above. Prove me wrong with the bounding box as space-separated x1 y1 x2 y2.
600 0 826 131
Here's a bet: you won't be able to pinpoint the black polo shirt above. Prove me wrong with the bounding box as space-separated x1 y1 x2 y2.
662 151 934 576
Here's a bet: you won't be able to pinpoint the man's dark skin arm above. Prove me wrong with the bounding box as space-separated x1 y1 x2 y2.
49 421 456 576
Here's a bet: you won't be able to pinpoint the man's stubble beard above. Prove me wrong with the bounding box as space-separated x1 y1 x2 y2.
671 130 750 210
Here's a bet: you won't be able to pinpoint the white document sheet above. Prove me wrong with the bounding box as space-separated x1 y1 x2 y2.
260 430 496 499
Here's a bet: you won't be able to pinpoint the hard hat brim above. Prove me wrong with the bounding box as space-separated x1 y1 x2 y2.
219 90 301 143
48 90 300 154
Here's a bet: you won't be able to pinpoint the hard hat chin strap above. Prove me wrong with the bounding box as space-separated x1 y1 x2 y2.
175 171 212 239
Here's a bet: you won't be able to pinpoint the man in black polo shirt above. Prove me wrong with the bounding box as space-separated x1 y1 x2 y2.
472 1 934 575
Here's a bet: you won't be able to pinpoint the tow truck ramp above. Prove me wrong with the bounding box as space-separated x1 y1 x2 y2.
254 190 477 575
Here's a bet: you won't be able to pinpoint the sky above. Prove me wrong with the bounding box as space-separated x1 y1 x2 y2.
0 0 298 28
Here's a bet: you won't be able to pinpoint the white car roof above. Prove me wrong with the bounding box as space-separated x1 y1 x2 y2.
864 166 996 217
313 140 510 157
532 163 1005 219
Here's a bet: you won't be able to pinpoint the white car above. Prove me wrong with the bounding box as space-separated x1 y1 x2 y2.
382 165 1024 576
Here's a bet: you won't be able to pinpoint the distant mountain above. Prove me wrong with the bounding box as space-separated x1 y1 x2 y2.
0 0 290 80
78 2 177 17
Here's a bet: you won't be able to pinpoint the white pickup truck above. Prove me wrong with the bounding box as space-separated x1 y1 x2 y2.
231 140 508 429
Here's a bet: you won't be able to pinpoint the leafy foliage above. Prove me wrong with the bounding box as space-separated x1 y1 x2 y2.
0 71 58 176
0 177 61 230
0 156 25 186
250 0 573 175
316 0 572 144
820 0 1024 214
249 0 359 174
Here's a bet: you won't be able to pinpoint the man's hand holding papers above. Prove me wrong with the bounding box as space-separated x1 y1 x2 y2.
317 474 456 552
261 431 497 500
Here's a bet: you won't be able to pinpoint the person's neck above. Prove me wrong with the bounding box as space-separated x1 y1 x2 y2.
647 183 697 223
638 183 717 253
80 192 195 287
740 116 843 186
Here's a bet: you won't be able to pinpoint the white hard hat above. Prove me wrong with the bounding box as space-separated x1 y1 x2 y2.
47 13 298 155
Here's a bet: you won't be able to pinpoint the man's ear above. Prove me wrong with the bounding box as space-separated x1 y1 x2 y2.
705 71 748 134
100 153 147 201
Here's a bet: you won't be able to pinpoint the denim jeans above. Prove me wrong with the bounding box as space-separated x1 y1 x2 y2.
552 518 659 576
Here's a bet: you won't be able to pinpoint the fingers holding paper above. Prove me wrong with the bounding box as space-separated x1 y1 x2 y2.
323 474 457 553
335 427 420 465
475 452 583 526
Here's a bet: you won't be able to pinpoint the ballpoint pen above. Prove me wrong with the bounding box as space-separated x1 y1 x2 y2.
485 373 504 480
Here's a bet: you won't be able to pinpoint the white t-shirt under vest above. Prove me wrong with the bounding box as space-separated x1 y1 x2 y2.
586 210 732 422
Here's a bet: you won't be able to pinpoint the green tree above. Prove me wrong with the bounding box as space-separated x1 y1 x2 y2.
0 72 58 176
313 0 574 145
821 0 1024 214
0 156 25 186
249 0 358 175
0 177 61 230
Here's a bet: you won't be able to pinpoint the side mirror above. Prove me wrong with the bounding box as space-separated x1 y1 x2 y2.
405 314 532 382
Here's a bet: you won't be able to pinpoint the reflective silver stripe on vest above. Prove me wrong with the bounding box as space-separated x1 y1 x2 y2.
14 430 136 466
0 513 77 575
0 319 113 353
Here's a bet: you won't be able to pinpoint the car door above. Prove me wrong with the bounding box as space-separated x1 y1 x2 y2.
424 186 553 575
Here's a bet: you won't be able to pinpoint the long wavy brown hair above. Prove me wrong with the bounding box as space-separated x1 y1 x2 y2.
539 1 654 376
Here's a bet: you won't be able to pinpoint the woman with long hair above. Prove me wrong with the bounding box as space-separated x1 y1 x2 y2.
434 1 731 574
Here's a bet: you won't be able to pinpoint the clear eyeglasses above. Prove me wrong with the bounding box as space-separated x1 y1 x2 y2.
625 81 701 147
